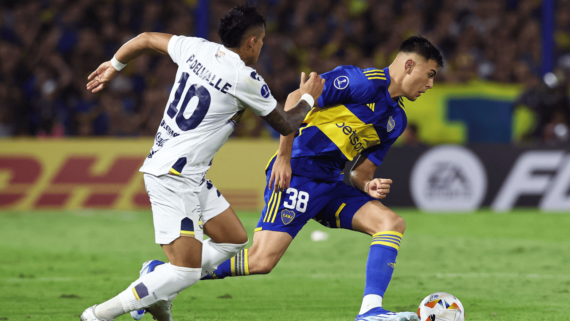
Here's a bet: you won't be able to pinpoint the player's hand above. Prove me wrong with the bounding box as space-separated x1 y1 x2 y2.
366 178 392 199
299 71 325 102
269 156 292 191
86 61 118 93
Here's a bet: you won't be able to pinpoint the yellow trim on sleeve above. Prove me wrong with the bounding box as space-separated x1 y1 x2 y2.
363 69 383 74
335 203 346 228
132 287 141 301
169 168 181 176
254 227 263 232
367 77 387 80
180 231 195 237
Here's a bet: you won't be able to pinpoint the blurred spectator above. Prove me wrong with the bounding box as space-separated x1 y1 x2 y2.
0 0 565 141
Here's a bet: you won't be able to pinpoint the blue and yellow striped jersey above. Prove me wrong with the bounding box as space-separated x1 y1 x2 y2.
270 65 407 181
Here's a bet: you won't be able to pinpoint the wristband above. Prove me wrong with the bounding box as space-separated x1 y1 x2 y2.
364 181 371 195
110 55 127 71
300 93 315 107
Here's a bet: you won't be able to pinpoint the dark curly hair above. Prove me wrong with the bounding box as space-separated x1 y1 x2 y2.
218 4 266 48
399 35 444 69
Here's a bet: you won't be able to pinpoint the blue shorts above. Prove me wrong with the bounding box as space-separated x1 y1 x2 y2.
256 170 377 238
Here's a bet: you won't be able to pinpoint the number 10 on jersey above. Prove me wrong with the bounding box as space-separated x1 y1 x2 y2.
167 72 211 131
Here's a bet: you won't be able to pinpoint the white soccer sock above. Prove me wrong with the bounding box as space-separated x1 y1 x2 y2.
94 295 127 320
110 263 201 314
201 238 248 277
359 294 383 314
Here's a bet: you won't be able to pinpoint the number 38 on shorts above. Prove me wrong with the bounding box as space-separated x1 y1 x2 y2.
255 169 376 239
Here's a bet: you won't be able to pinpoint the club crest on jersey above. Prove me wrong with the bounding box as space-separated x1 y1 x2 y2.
281 209 295 225
333 76 349 90
387 116 395 132
216 51 225 58
261 84 270 98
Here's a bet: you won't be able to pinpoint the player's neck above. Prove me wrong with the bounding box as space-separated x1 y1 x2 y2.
227 47 254 66
387 64 405 101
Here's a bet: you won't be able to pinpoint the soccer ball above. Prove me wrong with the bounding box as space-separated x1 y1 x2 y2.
417 292 465 321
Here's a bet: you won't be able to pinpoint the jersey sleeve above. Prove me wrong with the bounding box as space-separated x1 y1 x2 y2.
234 68 277 116
167 35 204 65
317 66 377 107
361 137 397 166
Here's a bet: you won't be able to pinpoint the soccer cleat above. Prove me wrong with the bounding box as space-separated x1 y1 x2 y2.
355 307 420 321
80 305 110 321
130 260 166 320
146 293 177 321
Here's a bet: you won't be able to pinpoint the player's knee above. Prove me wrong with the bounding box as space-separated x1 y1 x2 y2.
234 231 249 245
392 215 406 234
369 210 406 235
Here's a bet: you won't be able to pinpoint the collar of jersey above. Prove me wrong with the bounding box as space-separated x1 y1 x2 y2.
222 46 241 60
382 66 399 108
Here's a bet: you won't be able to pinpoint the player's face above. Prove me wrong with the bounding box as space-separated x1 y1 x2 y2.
402 58 438 101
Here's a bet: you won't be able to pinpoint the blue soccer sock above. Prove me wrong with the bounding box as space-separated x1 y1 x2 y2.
201 249 250 280
359 231 402 315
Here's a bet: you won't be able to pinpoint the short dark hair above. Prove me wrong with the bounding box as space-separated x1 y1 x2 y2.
399 35 444 69
218 4 266 48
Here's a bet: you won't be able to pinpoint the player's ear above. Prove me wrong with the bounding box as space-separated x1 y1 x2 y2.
405 59 414 74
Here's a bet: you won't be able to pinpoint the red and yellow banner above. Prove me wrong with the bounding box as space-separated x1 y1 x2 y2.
0 139 278 211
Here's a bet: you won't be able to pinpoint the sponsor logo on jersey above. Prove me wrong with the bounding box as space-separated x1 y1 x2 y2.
160 120 180 137
281 209 295 225
387 262 396 268
387 116 395 132
335 123 365 152
155 132 169 147
261 84 270 98
333 76 349 90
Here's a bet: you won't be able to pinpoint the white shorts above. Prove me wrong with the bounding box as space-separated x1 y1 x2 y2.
143 173 230 245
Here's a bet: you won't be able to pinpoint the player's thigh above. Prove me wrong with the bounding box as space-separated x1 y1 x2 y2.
199 179 248 244
144 173 204 267
248 230 293 273
351 201 406 236
313 182 405 235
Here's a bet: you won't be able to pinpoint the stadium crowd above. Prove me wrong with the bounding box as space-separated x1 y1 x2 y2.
0 0 569 140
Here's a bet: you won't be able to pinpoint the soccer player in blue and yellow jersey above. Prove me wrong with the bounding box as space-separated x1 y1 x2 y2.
203 36 443 321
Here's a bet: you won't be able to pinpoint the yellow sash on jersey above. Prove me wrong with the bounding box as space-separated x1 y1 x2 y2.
302 105 380 161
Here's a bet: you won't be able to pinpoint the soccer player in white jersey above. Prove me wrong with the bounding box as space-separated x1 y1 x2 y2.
80 4 324 321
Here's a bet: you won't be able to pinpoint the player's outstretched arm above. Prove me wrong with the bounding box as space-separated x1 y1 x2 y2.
262 72 324 136
86 32 172 93
350 155 392 199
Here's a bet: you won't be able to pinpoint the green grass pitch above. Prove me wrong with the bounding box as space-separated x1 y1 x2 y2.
1 209 569 320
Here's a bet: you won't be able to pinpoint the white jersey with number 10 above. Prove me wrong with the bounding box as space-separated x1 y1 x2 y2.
139 35 277 177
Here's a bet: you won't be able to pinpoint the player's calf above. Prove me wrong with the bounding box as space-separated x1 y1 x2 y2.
202 230 291 280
